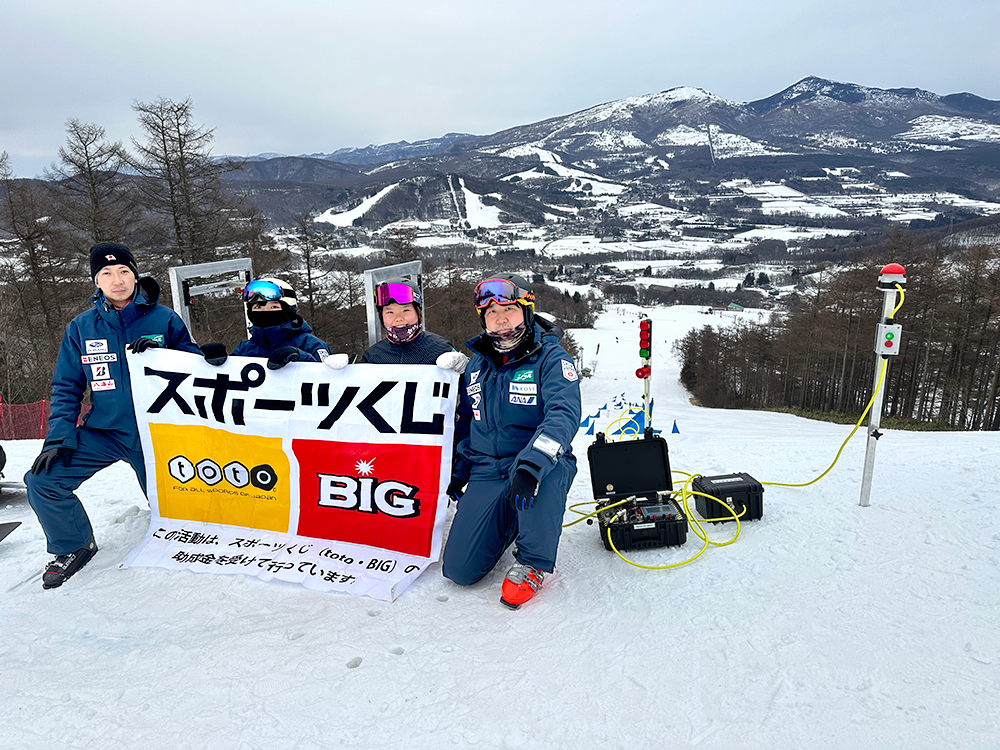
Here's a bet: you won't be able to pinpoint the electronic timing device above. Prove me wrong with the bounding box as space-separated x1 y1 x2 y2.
587 429 687 551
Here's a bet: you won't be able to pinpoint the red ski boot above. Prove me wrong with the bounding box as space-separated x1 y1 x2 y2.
500 563 545 610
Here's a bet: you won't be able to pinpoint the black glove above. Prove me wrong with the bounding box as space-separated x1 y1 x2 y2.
128 337 160 353
201 343 228 366
507 470 539 511
267 346 301 370
30 446 74 474
446 477 466 504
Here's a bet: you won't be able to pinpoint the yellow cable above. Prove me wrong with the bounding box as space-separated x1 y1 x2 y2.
890 283 905 318
605 410 642 439
606 520 710 569
679 479 742 547
762 357 887 488
564 498 628 527
576 283 906 568
763 281 903 487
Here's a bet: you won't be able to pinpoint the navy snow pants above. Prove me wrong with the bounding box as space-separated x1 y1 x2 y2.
25 428 146 555
442 456 576 585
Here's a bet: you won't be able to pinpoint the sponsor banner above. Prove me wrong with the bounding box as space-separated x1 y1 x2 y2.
123 350 457 601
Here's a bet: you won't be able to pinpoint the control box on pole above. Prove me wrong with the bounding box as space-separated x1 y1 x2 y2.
859 263 906 507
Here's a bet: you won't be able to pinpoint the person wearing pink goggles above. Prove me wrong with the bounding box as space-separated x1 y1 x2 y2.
361 277 463 368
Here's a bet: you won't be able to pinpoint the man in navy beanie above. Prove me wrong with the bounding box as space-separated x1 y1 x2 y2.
24 242 202 589
89 242 138 282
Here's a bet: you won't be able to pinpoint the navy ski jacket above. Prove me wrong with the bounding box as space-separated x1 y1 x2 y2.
45 277 201 451
453 317 581 487
231 317 330 362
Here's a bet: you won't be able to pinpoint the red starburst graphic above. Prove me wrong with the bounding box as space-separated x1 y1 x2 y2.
293 439 442 557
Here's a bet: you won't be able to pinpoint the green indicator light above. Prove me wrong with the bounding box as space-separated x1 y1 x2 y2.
640 348 650 358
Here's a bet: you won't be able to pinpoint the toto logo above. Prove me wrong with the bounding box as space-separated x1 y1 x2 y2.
168 455 277 491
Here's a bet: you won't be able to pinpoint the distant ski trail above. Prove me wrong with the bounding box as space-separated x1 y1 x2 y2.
447 174 462 220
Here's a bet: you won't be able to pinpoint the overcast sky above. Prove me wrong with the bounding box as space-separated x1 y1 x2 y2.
3 0 999 177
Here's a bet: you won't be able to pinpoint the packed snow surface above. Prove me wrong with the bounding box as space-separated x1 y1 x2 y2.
2 304 998 749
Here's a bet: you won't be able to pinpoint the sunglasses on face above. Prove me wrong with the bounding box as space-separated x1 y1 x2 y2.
374 282 418 307
473 278 534 310
241 280 283 304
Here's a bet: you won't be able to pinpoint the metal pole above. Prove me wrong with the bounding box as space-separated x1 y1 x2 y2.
859 264 906 507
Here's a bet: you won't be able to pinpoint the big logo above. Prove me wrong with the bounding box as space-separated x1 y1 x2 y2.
294 439 442 557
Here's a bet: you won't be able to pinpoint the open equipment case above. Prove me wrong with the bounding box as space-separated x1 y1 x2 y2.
587 429 687 551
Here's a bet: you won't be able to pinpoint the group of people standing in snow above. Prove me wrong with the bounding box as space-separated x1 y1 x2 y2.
24 242 581 609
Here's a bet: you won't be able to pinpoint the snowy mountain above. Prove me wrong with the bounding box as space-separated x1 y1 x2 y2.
449 86 757 157
3 303 997 749
264 76 1000 167
743 76 1000 144
224 77 1000 229
306 132 479 165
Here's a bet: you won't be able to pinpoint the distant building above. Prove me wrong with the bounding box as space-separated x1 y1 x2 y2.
647 284 678 297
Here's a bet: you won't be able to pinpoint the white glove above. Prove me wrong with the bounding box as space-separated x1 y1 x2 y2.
324 353 350 370
436 351 469 374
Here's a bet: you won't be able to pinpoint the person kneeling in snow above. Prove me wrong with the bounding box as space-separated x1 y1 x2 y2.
25 243 203 589
442 274 581 609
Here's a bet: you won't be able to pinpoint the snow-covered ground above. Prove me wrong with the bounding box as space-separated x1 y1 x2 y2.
541 235 721 258
2 304 998 749
314 184 397 227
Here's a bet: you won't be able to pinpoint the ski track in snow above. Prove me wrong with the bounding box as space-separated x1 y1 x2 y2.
2 304 998 749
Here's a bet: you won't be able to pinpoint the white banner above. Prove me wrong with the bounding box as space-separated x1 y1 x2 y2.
122 349 457 601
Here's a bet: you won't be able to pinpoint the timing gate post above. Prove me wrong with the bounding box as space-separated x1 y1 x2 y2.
168 259 254 335
858 263 907 507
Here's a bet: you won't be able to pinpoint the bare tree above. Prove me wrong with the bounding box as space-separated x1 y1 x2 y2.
127 97 246 266
45 119 139 245
313 256 368 359
378 227 420 266
0 152 89 402
290 208 334 321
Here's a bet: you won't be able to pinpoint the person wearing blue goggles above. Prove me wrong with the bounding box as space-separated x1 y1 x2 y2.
200 277 338 371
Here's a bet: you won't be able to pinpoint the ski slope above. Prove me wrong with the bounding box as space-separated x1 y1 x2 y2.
2 304 998 750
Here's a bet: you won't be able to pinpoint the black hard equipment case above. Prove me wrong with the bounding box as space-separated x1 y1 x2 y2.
587 430 687 551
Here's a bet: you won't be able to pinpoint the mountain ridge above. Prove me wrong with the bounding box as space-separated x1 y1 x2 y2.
220 76 1000 227
251 77 1000 166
